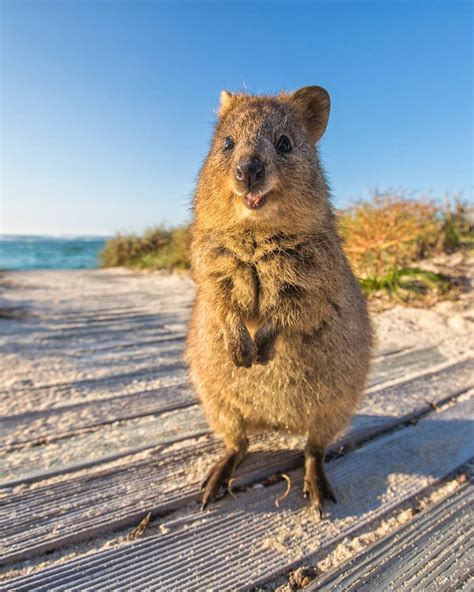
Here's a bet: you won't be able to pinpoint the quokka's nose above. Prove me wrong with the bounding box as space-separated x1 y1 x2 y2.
235 157 265 188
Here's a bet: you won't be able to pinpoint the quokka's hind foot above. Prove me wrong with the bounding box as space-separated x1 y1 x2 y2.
200 436 249 510
303 446 337 519
303 470 337 519
200 452 237 510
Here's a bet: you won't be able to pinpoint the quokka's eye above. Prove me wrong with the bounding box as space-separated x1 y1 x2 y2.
275 135 292 154
223 136 235 152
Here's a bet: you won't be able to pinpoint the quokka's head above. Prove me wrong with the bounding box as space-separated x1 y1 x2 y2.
196 86 331 231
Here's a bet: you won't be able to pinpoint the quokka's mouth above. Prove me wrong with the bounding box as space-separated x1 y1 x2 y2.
243 190 269 210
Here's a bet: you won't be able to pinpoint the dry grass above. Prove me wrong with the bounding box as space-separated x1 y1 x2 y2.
339 192 472 303
339 194 441 277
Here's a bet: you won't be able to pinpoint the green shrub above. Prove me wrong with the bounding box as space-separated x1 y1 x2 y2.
359 267 449 303
101 226 190 270
439 196 473 252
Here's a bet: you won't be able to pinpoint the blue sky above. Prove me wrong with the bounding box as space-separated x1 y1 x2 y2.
1 0 472 236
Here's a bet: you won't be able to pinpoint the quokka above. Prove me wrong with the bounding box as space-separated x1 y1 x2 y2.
186 86 372 517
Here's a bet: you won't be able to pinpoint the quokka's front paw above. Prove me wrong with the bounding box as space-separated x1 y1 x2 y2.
227 333 257 368
224 324 257 368
254 325 278 365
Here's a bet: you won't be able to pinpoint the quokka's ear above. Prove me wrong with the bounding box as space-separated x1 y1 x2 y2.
218 90 235 118
289 86 330 143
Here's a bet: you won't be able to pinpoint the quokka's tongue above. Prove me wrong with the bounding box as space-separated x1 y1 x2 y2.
245 192 264 208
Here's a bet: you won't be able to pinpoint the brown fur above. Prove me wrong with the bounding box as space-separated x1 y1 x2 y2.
186 86 373 514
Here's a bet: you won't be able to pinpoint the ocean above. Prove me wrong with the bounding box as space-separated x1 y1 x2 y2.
0 235 108 271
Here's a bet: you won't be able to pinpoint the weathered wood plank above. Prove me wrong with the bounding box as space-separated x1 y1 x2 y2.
0 320 187 352
3 396 472 590
0 361 187 414
0 405 209 486
0 384 195 446
368 345 444 387
38 318 187 342
56 333 186 357
1 361 471 565
3 325 188 355
44 311 179 328
309 483 473 592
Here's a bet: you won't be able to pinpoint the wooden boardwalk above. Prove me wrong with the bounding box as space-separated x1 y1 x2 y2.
1 269 473 590
309 484 473 591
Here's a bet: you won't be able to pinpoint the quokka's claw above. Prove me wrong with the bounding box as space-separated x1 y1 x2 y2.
303 466 336 520
325 485 337 504
313 505 323 521
200 453 238 509
200 475 210 491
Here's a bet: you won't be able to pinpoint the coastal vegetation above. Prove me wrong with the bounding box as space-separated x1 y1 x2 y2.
101 192 472 305
101 226 190 270
338 193 472 305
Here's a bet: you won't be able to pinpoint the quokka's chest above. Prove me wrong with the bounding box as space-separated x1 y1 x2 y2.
227 254 301 318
